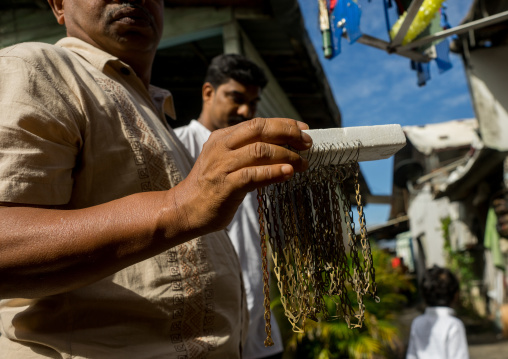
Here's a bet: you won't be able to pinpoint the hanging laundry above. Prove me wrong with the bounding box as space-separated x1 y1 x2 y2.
382 0 393 36
434 38 453 73
327 0 363 59
390 0 446 45
394 1 452 85
393 0 406 16
328 0 342 58
440 2 452 30
332 0 362 43
318 0 333 58
410 60 431 87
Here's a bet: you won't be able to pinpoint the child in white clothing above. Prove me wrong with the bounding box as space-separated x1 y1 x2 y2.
406 266 469 359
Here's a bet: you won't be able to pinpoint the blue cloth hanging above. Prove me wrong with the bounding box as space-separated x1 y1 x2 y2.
382 0 392 36
328 0 363 59
411 60 431 87
329 22 342 58
435 39 453 73
332 0 362 44
440 2 452 30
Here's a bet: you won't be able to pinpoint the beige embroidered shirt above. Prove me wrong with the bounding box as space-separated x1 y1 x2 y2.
0 37 247 359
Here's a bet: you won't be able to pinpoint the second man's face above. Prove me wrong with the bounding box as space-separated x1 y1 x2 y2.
206 79 261 131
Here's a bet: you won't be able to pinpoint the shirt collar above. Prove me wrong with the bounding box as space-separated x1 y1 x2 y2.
55 37 176 119
149 86 177 120
56 37 118 72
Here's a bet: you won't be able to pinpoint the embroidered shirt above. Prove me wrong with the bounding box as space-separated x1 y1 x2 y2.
0 38 247 359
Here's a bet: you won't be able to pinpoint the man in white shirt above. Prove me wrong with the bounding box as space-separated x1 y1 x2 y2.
175 54 284 359
406 266 469 359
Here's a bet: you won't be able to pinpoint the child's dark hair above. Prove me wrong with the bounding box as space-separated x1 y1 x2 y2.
421 265 460 307
204 54 268 89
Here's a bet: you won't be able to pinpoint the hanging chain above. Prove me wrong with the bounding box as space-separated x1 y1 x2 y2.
257 152 377 340
353 162 377 297
257 188 274 347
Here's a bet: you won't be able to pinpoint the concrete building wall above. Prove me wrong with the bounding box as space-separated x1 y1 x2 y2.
465 44 508 151
408 184 451 267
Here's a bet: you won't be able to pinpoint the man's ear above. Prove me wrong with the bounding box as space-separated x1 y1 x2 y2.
47 0 65 25
202 82 215 103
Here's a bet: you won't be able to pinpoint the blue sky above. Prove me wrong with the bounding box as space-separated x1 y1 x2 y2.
297 0 475 225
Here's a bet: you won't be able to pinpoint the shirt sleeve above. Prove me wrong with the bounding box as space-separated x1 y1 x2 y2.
0 49 83 205
447 320 469 359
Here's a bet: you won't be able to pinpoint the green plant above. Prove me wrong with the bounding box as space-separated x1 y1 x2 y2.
441 216 477 314
441 217 475 283
273 245 414 359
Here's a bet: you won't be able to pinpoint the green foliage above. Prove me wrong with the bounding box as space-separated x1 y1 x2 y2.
275 245 414 359
441 216 477 313
441 216 475 284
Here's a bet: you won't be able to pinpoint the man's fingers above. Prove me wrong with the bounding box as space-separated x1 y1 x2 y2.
223 142 309 174
218 117 312 151
227 165 296 192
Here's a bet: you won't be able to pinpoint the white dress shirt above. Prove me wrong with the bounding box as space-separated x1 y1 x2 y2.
407 306 469 359
175 120 283 359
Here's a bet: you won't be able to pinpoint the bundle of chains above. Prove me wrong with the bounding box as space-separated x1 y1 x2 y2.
257 143 377 346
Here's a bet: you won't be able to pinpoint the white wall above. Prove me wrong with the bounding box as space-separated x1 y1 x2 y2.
408 184 451 267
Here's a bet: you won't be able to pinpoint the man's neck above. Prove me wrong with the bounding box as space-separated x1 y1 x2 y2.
118 53 153 89
197 113 215 132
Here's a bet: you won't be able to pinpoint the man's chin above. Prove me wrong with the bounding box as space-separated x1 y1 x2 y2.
105 33 160 57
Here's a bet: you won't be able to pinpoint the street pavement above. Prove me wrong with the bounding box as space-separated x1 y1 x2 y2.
468 331 508 359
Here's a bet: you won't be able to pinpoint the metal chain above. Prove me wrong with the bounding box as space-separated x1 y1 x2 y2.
353 162 377 297
257 156 377 339
257 188 273 347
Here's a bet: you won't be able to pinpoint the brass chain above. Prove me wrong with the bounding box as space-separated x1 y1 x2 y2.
257 188 274 347
257 157 377 341
353 162 377 297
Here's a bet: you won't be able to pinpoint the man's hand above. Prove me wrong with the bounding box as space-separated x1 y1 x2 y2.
172 118 312 235
0 118 312 298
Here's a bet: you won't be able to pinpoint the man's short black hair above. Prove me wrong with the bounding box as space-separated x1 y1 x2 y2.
205 54 268 89
421 265 460 307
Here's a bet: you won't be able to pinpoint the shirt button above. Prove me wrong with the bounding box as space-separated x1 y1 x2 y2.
120 67 131 75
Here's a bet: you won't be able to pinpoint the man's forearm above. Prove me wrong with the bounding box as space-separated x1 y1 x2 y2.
0 190 191 299
0 118 312 299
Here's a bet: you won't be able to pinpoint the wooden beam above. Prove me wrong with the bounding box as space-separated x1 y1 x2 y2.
357 34 430 62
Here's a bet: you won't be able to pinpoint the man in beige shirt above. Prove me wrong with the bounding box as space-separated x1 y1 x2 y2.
0 0 312 358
